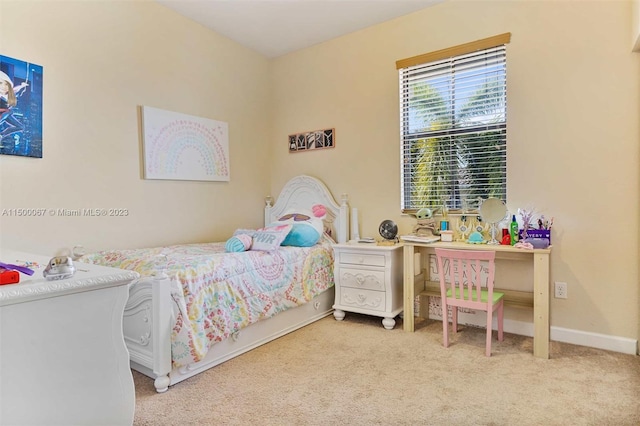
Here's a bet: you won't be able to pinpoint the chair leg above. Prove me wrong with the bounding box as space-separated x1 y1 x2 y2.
442 307 449 348
451 306 458 333
485 309 493 357
497 300 504 342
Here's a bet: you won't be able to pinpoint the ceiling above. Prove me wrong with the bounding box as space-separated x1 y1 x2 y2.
155 0 443 58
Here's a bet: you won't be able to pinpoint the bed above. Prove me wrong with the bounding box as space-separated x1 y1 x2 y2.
80 175 349 392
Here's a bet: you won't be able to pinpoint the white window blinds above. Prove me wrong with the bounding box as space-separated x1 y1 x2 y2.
397 34 510 213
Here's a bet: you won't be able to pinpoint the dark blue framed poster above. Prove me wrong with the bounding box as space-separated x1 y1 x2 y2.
0 55 43 158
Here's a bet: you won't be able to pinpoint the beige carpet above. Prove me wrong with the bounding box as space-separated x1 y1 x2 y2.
133 314 640 425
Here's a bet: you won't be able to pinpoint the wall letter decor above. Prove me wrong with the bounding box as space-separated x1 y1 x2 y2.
288 128 334 153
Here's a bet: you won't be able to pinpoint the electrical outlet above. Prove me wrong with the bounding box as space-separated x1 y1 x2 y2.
554 281 568 299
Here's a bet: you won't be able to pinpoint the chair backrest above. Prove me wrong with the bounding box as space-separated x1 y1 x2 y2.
434 248 496 306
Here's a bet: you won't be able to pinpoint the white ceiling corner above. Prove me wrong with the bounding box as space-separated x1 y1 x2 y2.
154 0 443 58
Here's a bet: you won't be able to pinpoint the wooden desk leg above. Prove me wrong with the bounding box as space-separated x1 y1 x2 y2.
533 252 550 359
403 244 415 332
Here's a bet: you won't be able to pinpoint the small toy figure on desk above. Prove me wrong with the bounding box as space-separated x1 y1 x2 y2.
412 208 440 237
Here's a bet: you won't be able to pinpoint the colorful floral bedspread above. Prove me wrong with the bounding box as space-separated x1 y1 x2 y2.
80 241 334 367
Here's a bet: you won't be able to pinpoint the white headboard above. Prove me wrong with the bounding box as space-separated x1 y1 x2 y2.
264 175 349 244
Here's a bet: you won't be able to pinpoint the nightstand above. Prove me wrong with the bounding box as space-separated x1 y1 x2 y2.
332 242 403 329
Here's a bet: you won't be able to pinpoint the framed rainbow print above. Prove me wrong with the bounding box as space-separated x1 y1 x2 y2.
141 106 230 182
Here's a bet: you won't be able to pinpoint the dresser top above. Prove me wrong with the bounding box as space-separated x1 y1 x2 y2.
0 250 139 306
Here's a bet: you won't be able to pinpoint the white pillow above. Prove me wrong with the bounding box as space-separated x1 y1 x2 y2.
250 224 292 251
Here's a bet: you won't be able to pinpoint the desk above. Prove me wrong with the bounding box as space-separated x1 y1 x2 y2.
402 241 551 359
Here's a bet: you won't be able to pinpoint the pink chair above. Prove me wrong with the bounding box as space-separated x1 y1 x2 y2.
435 248 504 357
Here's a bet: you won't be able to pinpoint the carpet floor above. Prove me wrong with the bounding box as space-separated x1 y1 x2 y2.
133 314 640 425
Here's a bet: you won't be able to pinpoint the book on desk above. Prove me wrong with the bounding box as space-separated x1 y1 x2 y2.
400 235 441 244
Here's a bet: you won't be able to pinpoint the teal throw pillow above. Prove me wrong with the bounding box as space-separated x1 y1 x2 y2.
225 234 252 252
281 223 321 247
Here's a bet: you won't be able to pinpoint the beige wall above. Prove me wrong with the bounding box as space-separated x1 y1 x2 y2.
0 0 271 254
271 0 640 340
634 0 640 51
1 0 638 345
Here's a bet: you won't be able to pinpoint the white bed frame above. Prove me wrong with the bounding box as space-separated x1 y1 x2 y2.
123 175 349 392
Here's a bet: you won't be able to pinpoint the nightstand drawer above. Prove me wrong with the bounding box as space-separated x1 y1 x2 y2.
338 267 385 291
339 287 385 312
339 252 386 267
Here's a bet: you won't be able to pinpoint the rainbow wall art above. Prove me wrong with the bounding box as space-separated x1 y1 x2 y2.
142 106 230 182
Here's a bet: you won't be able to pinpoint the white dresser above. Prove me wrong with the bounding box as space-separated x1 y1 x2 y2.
332 243 403 329
0 250 139 426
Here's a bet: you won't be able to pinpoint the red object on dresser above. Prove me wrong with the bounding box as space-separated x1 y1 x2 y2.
0 268 20 285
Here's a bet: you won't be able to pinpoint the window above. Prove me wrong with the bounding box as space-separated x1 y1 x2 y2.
397 33 511 213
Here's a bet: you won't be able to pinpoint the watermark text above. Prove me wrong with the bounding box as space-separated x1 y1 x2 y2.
2 208 130 217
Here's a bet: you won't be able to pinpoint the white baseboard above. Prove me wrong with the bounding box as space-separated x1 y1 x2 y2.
428 313 638 355
550 326 637 355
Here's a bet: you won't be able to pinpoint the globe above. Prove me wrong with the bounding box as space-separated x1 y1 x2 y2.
379 220 398 240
